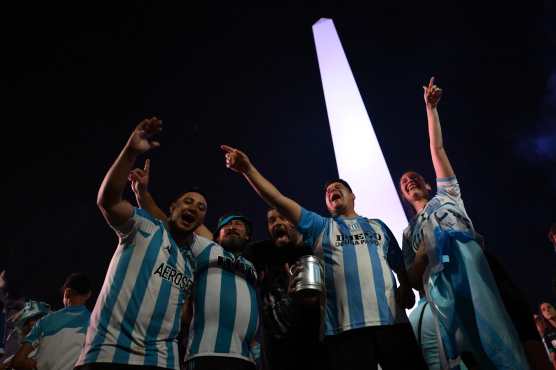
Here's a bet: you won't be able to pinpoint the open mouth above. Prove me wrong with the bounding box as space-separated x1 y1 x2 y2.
272 225 287 239
225 230 240 237
406 182 417 192
330 192 341 202
181 212 196 224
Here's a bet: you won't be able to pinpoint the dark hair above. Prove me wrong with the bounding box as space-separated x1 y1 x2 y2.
173 186 209 205
398 170 431 216
538 302 556 333
323 178 353 193
61 273 92 296
215 213 253 239
548 223 556 243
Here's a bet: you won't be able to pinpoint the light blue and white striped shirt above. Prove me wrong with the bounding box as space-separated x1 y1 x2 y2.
76 208 195 369
25 305 90 370
402 176 473 271
298 208 407 336
185 236 260 364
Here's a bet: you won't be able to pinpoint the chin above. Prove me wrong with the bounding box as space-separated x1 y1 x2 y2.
176 222 197 235
274 239 290 247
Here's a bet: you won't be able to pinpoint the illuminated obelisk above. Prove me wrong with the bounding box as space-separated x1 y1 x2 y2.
312 18 407 245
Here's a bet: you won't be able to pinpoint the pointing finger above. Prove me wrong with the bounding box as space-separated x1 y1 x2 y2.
220 144 236 153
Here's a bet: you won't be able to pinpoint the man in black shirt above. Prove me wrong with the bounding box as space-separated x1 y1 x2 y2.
245 209 324 370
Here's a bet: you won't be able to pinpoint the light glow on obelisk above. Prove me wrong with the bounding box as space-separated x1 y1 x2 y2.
312 18 407 246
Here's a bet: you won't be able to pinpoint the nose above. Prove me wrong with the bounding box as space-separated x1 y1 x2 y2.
185 204 197 216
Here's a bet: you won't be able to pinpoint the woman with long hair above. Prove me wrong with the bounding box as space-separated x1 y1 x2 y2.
399 78 529 369
535 302 556 368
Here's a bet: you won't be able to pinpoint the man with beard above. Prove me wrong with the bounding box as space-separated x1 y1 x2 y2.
75 117 203 370
245 209 324 370
181 213 260 370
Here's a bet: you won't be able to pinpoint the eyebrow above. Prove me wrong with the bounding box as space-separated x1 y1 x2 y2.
184 196 206 207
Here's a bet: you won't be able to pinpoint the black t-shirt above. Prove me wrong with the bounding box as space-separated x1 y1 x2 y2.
244 240 320 340
545 328 556 353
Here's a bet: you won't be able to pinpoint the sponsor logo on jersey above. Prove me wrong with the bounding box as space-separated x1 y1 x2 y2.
217 255 257 284
334 231 382 247
153 262 193 293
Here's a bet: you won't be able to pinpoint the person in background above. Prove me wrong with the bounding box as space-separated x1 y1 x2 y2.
0 271 25 366
13 273 92 370
1 301 50 370
535 302 556 368
548 223 556 254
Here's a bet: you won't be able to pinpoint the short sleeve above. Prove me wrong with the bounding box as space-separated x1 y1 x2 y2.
296 208 327 250
376 220 404 272
189 235 214 259
111 207 159 243
436 176 461 201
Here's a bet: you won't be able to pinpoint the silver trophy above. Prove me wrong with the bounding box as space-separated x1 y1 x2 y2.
289 255 324 298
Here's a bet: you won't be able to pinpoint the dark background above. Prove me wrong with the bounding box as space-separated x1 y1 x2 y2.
3 1 555 312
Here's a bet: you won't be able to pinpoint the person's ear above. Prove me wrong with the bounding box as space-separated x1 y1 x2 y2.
63 288 72 300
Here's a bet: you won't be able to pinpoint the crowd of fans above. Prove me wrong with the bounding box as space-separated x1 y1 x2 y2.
1 80 555 370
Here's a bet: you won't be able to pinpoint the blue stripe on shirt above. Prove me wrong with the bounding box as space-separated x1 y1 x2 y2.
321 220 339 334
166 248 188 368
336 218 365 327
188 245 213 356
143 237 179 367
113 227 164 364
214 269 237 353
241 283 259 358
436 176 456 183
84 239 136 364
358 219 393 323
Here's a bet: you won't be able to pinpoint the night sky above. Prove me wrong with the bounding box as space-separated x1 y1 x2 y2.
3 2 555 312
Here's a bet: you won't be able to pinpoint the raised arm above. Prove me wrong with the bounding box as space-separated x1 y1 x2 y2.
221 145 302 225
424 77 455 179
129 159 168 221
97 117 162 227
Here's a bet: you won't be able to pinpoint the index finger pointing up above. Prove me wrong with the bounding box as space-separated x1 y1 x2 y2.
144 159 150 173
220 145 236 153
428 76 435 89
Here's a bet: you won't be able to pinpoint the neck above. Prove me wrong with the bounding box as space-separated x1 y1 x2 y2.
220 240 246 256
338 209 358 218
169 224 194 246
411 198 428 213
65 298 86 307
